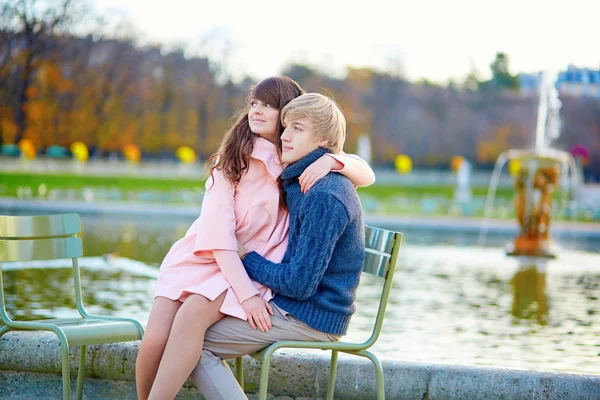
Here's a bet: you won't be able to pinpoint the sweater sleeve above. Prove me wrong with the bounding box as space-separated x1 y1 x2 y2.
327 152 375 187
242 192 349 300
213 250 259 303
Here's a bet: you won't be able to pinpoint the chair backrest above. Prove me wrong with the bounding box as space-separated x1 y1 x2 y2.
360 225 403 348
0 214 82 262
0 214 83 324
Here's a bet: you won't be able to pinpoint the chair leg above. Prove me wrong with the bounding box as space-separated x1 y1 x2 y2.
76 345 87 400
358 350 385 400
326 350 339 400
258 351 274 400
0 325 10 338
235 356 244 388
60 341 71 400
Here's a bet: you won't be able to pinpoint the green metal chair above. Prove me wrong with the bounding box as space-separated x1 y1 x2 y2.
0 213 144 400
235 225 403 400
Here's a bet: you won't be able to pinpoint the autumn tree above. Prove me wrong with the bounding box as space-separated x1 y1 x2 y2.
0 0 87 145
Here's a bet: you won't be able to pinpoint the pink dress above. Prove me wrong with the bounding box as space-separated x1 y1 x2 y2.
154 137 373 320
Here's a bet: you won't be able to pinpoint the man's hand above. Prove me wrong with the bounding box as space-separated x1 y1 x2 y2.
299 155 343 193
241 295 274 331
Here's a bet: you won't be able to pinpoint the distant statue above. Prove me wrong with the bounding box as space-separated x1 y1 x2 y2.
511 164 560 257
357 134 372 165
454 159 472 203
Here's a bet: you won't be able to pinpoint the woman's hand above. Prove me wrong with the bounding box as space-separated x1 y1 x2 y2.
299 155 343 193
241 295 274 331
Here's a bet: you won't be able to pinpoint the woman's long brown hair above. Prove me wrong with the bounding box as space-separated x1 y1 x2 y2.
206 76 304 209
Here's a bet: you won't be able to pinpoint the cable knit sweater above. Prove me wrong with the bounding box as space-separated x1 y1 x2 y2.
242 147 365 335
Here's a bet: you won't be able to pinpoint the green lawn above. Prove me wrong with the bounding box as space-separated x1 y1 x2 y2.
0 171 515 199
0 172 205 195
357 184 514 200
1 171 595 222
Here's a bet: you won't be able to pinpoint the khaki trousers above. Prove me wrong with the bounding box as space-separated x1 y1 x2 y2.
190 303 339 400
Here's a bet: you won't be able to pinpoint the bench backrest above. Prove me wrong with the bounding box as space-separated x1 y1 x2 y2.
0 214 82 261
0 214 84 324
361 225 403 348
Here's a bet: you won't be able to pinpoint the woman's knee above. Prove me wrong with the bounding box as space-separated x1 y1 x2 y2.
140 325 170 351
181 294 213 317
178 294 226 325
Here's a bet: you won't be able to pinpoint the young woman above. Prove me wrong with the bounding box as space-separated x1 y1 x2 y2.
136 76 375 400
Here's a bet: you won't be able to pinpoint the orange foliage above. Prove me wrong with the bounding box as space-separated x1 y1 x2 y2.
476 123 512 164
1 117 19 144
25 87 39 99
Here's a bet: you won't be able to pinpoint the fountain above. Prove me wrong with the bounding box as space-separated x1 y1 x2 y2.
475 71 588 339
479 71 580 258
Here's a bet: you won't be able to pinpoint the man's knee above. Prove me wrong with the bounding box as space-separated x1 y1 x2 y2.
199 348 222 367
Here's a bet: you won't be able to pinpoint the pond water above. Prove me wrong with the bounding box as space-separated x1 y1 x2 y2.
1 214 599 375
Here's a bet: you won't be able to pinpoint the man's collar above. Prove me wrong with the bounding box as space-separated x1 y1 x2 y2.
281 147 331 181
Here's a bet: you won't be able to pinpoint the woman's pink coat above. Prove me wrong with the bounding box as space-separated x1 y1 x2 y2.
154 138 288 318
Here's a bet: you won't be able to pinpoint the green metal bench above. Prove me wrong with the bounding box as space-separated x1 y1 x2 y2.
235 225 403 400
0 213 144 400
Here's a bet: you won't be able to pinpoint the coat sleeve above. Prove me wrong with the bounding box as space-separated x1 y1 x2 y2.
327 152 375 187
193 168 238 256
213 250 260 303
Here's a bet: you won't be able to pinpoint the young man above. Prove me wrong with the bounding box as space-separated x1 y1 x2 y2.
190 93 365 400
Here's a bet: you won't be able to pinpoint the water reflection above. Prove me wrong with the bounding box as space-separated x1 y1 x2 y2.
2 262 155 321
511 264 548 325
79 216 192 265
1 215 599 375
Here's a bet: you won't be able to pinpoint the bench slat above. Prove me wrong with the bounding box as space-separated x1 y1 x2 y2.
0 237 83 262
0 214 80 239
365 225 394 254
362 248 391 277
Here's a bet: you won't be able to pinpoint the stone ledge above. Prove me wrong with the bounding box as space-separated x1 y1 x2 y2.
1 331 599 399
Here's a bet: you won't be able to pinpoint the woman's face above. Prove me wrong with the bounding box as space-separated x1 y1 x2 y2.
248 98 279 143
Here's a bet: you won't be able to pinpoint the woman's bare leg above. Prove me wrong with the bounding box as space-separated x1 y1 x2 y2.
148 292 227 400
136 296 182 400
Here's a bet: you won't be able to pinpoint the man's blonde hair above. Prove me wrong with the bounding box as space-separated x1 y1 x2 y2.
280 93 346 153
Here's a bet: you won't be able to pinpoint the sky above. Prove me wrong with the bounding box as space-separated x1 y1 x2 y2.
92 0 600 83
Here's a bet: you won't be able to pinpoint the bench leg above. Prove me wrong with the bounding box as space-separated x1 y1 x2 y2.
258 352 274 400
76 345 87 400
60 341 71 400
357 350 385 400
0 325 10 338
326 350 339 400
235 356 244 388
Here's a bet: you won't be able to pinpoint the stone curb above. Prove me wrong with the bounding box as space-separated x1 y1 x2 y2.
1 331 599 399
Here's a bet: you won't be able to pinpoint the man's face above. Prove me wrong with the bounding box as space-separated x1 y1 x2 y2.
281 117 327 164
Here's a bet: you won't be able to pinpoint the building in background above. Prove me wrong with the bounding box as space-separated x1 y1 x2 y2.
557 65 600 98
519 66 600 99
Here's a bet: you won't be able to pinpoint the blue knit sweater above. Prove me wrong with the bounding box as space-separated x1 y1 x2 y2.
242 147 365 335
